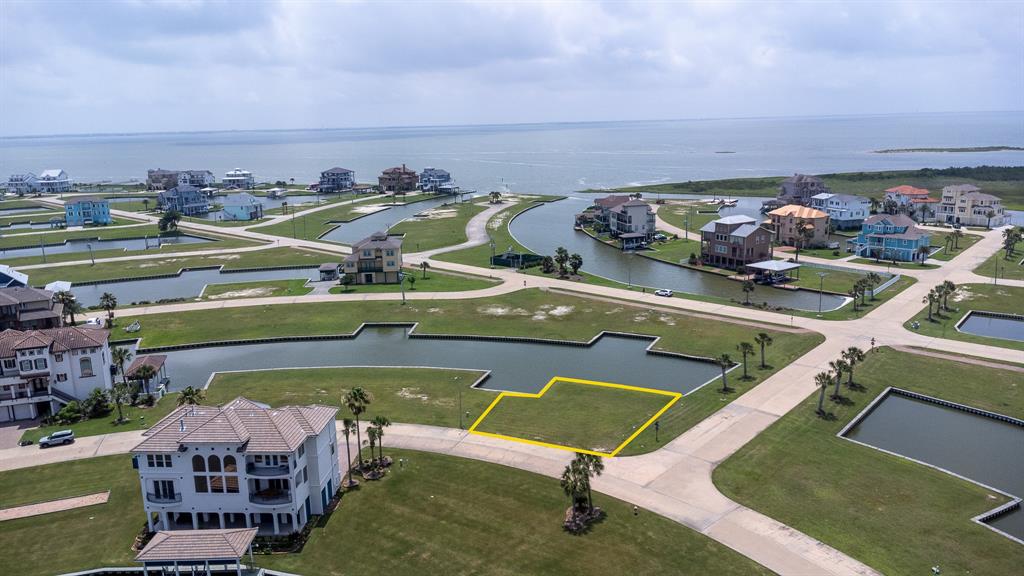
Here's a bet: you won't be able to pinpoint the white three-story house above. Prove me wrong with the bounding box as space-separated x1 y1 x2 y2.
132 397 340 536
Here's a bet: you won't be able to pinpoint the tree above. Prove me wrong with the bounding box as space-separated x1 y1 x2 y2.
341 418 357 485
951 228 963 249
865 272 882 300
814 371 831 416
883 198 898 215
741 280 755 305
111 346 132 385
923 288 938 322
1003 228 1022 258
554 247 570 277
371 415 391 462
560 460 588 511
366 426 378 465
736 342 754 379
941 280 956 311
489 190 502 203
869 197 880 214
405 275 416 290
110 381 132 423
830 359 848 400
177 386 205 406
134 364 157 394
848 287 859 312
841 347 865 387
568 253 583 275
82 387 111 419
338 273 355 292
575 453 604 512
717 354 733 392
985 209 996 229
158 210 181 232
754 332 773 368
99 292 118 324
343 387 372 465
142 198 150 211
541 256 556 274
916 244 931 264
55 291 79 324
792 218 811 262
420 261 430 279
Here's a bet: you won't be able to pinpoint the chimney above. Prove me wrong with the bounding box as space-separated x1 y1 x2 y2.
179 419 185 432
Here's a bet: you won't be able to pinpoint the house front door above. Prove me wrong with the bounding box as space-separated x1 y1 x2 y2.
363 273 374 284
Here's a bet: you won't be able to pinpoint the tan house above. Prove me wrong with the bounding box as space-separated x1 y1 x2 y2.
342 232 403 284
699 215 773 270
378 164 419 194
767 205 830 248
939 185 1007 228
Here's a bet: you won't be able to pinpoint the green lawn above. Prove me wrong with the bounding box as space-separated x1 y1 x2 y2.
927 230 984 261
656 202 720 235
433 195 565 266
474 380 673 454
201 278 313 299
328 269 498 294
0 451 769 576
22 246 333 285
252 194 432 241
904 283 1024 351
0 217 146 236
848 257 940 270
388 200 490 252
610 166 1024 210
0 199 50 210
0 210 65 225
973 250 1024 281
643 236 703 265
714 348 1024 576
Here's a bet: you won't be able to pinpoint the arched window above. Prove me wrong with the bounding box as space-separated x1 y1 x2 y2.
208 455 221 473
192 455 206 472
79 357 93 377
223 455 237 473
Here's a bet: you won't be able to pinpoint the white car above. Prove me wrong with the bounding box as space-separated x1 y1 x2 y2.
39 429 75 448
654 289 674 297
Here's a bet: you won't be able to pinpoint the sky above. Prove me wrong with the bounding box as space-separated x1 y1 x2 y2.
0 0 1021 137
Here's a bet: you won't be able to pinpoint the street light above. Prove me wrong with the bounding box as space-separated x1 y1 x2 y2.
489 240 495 268
88 243 95 266
817 272 828 315
399 271 406 305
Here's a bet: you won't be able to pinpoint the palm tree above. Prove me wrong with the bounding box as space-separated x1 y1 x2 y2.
420 261 430 279
848 287 859 312
366 426 379 466
923 289 937 322
177 386 205 406
941 280 956 311
841 347 865 387
754 333 773 369
99 292 118 324
576 453 604 512
568 253 583 275
405 275 416 290
869 197 881 214
814 371 831 415
55 291 78 324
865 272 882 300
717 354 733 392
158 210 181 233
985 209 996 229
560 460 588 511
343 387 372 465
111 346 132 384
554 247 570 277
135 364 157 394
829 359 847 399
109 381 132 423
916 244 930 264
489 190 502 204
142 198 150 211
736 342 754 379
341 418 356 485
370 415 391 461
741 280 755 305
793 218 809 262
951 228 963 249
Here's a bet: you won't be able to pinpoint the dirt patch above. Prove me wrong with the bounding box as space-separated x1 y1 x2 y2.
207 287 276 299
479 305 512 316
397 387 430 402
352 206 389 215
549 305 575 317
416 208 458 220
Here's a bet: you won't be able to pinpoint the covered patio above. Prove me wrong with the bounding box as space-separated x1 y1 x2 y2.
135 528 258 576
744 260 802 285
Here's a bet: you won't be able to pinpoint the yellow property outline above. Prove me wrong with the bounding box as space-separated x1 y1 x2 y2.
467 376 681 457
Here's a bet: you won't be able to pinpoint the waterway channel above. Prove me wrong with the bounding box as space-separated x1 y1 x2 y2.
146 325 724 398
0 233 213 259
957 312 1024 342
510 194 847 311
844 392 1024 539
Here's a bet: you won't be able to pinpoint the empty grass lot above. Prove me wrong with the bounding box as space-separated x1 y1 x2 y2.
974 249 1024 281
927 230 984 261
200 278 313 299
714 348 1024 576
0 450 770 576
328 269 498 294
251 193 432 242
904 283 1024 351
473 380 674 454
389 200 489 252
433 195 564 266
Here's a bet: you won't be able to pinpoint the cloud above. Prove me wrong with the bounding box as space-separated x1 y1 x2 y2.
0 0 1020 136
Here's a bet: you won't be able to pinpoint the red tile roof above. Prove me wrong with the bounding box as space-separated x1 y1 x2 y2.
885 185 930 196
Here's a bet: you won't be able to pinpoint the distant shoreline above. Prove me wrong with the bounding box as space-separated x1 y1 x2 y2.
873 146 1024 154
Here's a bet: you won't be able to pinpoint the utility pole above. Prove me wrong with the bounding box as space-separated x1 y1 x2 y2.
40 236 46 263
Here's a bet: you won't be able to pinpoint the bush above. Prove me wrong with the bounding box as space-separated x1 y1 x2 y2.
54 401 83 425
540 256 556 274
82 388 111 419
687 252 699 265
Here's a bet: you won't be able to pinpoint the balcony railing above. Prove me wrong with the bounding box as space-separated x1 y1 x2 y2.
249 490 292 505
146 492 182 504
246 463 290 477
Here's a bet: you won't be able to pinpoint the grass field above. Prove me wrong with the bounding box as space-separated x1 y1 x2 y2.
0 450 770 576
389 200 490 252
251 194 432 241
201 278 313 299
655 202 721 235
973 250 1024 281
714 348 1024 576
328 269 498 294
904 283 1023 351
433 195 565 266
848 257 940 270
472 380 674 454
609 167 1024 210
927 230 984 261
641 236 703 265
0 217 146 236
21 246 332 285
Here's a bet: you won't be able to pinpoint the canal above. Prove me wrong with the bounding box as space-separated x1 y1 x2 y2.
1 234 213 259
957 311 1024 342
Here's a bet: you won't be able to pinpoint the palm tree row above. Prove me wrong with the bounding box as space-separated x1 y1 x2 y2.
921 280 957 322
1002 227 1023 258
847 272 883 311
814 346 866 417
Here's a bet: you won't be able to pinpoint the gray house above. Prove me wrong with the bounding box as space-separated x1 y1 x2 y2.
157 185 210 216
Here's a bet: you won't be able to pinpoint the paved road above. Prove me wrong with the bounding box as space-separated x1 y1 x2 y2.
7 194 1022 575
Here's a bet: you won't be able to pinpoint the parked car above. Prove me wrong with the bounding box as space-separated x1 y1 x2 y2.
654 289 674 297
653 233 668 241
39 430 75 448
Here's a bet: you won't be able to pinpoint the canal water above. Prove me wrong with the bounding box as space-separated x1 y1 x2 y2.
1 220 61 231
0 206 53 216
845 392 1024 539
150 325 724 397
509 195 847 311
70 266 321 307
0 234 212 259
957 312 1024 342
319 194 471 245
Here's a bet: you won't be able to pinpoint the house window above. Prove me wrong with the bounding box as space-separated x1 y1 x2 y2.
194 475 209 493
20 360 32 372
714 245 728 254
298 444 305 458
2 359 13 370
385 249 394 256
147 454 171 468
54 353 63 362
192 455 206 472
223 455 237 473
386 261 395 267
34 358 47 370
208 455 221 473
56 373 67 382
79 358 94 377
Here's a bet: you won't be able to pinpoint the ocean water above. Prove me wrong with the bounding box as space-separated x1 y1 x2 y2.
1 112 1022 194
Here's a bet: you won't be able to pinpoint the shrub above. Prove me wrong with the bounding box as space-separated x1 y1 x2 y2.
687 252 699 265
54 401 83 425
82 388 111 419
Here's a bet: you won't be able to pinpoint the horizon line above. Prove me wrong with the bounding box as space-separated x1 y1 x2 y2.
2 109 1021 141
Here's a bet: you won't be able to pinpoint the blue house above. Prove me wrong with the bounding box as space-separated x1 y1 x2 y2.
220 192 264 221
851 214 931 262
64 196 111 226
